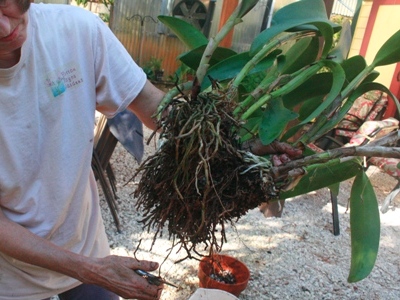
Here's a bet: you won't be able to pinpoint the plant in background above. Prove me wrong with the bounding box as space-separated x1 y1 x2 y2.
143 57 164 82
98 12 110 23
133 0 400 282
171 62 196 82
75 0 113 24
75 0 114 9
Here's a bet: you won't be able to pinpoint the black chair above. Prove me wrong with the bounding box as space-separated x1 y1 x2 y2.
92 110 144 233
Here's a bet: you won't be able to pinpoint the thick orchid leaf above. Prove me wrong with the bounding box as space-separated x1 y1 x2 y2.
341 55 367 84
349 83 392 112
297 60 346 125
201 50 281 90
250 0 334 56
288 22 341 34
372 30 400 67
306 22 334 57
259 98 298 145
237 0 260 18
271 0 330 29
328 19 352 63
281 37 320 74
363 71 380 84
298 95 324 121
158 16 208 49
323 82 400 133
283 72 332 109
281 68 339 141
365 83 400 114
348 171 380 283
280 157 362 199
178 46 237 70
282 60 345 139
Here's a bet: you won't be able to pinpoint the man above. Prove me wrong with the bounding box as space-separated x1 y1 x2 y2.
0 1 164 299
0 1 301 299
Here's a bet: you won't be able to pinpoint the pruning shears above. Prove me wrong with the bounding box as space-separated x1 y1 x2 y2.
134 269 178 288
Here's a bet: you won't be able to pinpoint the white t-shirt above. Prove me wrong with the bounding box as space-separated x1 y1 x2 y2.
0 3 146 299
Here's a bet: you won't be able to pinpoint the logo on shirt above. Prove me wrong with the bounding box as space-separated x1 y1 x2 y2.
45 63 84 98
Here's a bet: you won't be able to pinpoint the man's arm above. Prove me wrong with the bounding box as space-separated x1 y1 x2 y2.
127 80 165 131
0 209 162 299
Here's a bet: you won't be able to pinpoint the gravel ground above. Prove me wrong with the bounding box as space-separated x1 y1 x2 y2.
100 128 400 300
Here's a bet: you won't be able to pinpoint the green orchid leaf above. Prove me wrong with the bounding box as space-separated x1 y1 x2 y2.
237 0 260 18
158 16 208 49
341 55 367 84
259 98 298 145
308 22 334 57
178 46 237 71
315 81 394 139
372 30 400 67
281 37 320 74
201 50 281 90
297 60 346 125
328 19 352 63
327 82 400 131
271 0 330 28
363 71 380 83
287 22 341 34
367 83 400 114
250 0 334 56
298 95 324 121
283 72 333 109
281 62 343 141
348 171 380 283
280 157 362 198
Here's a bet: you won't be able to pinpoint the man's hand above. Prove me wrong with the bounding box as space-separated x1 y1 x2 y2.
0 211 164 300
81 255 163 300
242 139 303 166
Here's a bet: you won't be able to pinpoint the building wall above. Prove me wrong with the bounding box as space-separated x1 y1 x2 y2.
351 0 400 117
348 0 372 59
110 0 275 78
364 2 400 88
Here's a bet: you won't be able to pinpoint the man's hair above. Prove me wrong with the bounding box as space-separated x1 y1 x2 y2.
18 0 31 13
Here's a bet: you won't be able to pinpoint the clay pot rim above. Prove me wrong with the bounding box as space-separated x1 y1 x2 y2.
199 254 250 285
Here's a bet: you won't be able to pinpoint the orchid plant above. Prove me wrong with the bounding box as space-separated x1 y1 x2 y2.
135 0 400 282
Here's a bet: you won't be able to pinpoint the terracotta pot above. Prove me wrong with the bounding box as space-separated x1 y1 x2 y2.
198 254 250 297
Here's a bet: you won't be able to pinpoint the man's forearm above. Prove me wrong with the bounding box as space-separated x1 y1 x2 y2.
128 80 165 131
0 210 90 281
0 210 163 299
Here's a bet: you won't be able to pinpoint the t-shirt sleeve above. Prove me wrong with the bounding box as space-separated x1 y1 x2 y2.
93 17 147 118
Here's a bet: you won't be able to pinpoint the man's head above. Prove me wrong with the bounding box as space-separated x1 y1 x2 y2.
0 0 30 13
0 0 30 65
17 0 31 13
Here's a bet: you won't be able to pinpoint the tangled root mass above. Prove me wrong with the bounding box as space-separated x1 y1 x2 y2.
133 90 277 260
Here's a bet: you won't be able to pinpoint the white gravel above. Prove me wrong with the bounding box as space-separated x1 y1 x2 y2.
100 128 400 300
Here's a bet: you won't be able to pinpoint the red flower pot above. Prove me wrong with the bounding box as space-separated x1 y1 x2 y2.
198 254 250 297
